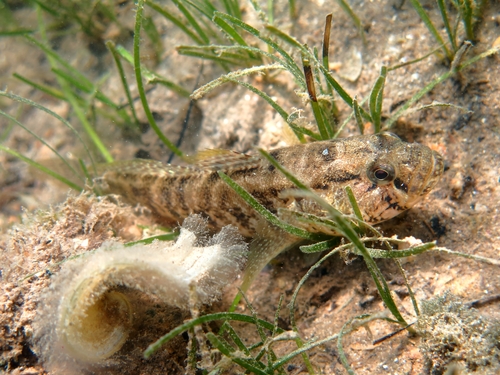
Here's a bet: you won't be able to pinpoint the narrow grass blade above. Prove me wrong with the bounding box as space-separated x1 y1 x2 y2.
299 238 339 253
353 97 364 134
144 312 283 358
215 12 305 87
265 24 306 52
63 87 114 163
335 0 366 45
221 0 242 19
219 322 250 355
146 1 204 44
385 45 500 129
456 0 474 41
270 332 342 370
206 332 236 355
142 16 163 61
288 0 297 19
333 94 370 138
184 0 218 19
337 314 370 374
238 291 268 344
0 29 35 36
134 0 184 159
434 246 500 266
0 145 82 191
171 0 210 44
212 14 248 47
177 46 252 65
30 0 59 15
124 232 179 247
287 122 322 141
147 1 204 45
345 186 363 221
0 109 84 184
191 63 283 99
369 66 387 133
223 77 306 143
33 9 113 163
267 0 275 25
317 63 371 121
235 292 285 373
183 43 284 65
115 45 191 97
106 41 141 128
23 35 90 86
303 54 333 139
450 40 472 71
289 190 408 325
408 0 452 60
437 0 457 52
362 242 436 258
218 171 321 240
388 43 445 71
51 68 119 109
78 159 91 182
258 149 309 190
0 91 97 173
402 101 471 117
278 208 343 234
13 73 66 101
394 258 420 316
322 14 332 70
247 0 267 23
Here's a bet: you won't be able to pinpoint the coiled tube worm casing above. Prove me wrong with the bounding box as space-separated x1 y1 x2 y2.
33 215 247 371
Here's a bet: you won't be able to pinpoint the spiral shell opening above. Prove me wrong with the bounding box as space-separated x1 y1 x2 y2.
60 289 132 362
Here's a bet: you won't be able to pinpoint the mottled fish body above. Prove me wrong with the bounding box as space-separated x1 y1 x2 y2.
97 133 443 237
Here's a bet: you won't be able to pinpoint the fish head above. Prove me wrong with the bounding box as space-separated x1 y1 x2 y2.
327 132 444 224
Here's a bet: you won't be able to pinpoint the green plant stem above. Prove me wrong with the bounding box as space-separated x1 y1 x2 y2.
144 312 284 358
33 6 113 163
106 41 141 128
0 91 97 173
134 0 184 159
436 0 457 52
335 0 366 45
171 0 210 44
224 77 306 143
147 1 204 45
218 171 321 240
115 45 191 97
385 45 500 129
408 0 452 61
0 146 82 191
0 110 84 183
369 66 387 133
302 55 333 139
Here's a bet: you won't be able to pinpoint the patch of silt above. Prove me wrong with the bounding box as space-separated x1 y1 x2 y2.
417 292 500 375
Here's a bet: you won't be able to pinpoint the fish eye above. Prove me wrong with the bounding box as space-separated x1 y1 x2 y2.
368 163 395 185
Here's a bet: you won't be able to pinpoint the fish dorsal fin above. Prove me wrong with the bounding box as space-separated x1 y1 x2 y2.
96 159 198 177
190 149 261 171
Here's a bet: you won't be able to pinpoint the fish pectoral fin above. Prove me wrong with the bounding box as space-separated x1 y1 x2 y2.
239 222 299 293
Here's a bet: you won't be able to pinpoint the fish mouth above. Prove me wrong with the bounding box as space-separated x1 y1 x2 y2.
388 148 444 215
364 147 444 224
